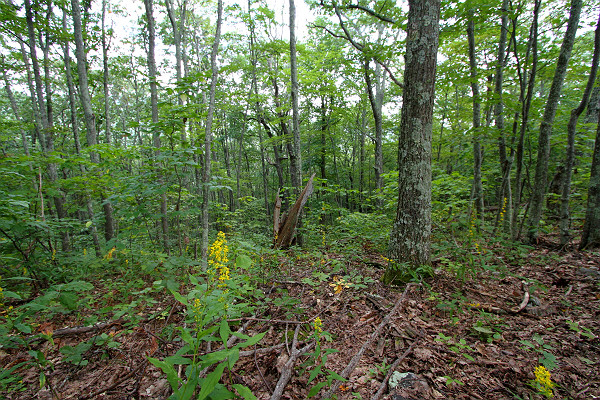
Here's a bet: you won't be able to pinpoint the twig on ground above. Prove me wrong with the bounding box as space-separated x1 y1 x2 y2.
269 324 315 400
320 283 416 400
371 333 422 400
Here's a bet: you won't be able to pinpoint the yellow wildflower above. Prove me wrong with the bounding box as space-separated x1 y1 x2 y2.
104 247 116 260
329 276 352 294
533 365 554 398
314 317 323 336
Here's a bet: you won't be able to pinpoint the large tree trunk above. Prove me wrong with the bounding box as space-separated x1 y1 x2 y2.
386 0 440 283
102 0 111 144
200 0 223 268
526 0 582 243
559 10 600 246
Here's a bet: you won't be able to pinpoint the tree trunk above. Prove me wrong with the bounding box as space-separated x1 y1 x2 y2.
201 0 223 267
559 10 600 246
493 0 512 234
364 58 384 208
580 117 600 249
526 0 582 243
511 0 540 240
72 0 116 249
289 0 302 190
62 10 101 255
102 0 111 144
386 0 440 283
143 0 169 252
466 16 484 222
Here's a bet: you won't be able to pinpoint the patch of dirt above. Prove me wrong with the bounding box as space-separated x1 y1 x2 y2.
2 242 599 399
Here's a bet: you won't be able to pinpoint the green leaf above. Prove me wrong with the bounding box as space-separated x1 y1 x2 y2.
235 255 252 269
219 319 230 346
308 365 322 383
308 381 328 397
59 292 79 310
234 331 266 349
148 357 180 391
232 384 257 400
324 369 346 381
3 290 22 300
170 289 189 306
197 362 226 400
15 323 32 334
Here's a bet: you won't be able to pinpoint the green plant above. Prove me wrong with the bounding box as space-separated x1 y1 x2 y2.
148 232 263 399
520 333 557 370
566 320 596 339
302 317 344 398
435 333 475 361
529 365 555 398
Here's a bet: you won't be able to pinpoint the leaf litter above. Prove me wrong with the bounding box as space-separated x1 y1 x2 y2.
1 238 599 399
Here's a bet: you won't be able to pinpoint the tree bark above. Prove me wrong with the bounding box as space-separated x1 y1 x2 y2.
526 0 582 243
386 0 440 283
143 0 169 252
71 0 116 247
201 0 223 267
289 0 302 190
511 0 540 240
559 10 600 246
466 16 484 222
580 115 600 249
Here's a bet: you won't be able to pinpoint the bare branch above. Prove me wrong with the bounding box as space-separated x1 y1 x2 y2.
346 3 396 24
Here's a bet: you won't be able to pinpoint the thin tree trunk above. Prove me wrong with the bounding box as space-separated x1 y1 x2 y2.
72 0 116 250
62 10 101 255
144 0 169 252
102 0 111 144
466 16 484 222
580 114 600 249
559 10 600 246
364 58 384 208
289 0 302 191
201 0 223 267
511 0 540 239
526 0 582 243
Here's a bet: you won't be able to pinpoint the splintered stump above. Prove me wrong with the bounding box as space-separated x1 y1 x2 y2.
273 174 316 249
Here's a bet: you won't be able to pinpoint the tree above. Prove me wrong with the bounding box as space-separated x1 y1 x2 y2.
201 0 223 267
526 0 582 243
386 0 440 283
559 10 600 246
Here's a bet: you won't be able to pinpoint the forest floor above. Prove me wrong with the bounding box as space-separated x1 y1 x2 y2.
2 235 599 400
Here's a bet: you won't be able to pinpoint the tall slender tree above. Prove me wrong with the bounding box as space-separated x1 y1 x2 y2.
201 0 224 267
526 0 582 243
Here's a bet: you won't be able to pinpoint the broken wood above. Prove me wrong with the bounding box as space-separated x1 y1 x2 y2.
269 324 315 400
371 334 422 400
320 283 416 400
513 281 530 313
274 173 316 249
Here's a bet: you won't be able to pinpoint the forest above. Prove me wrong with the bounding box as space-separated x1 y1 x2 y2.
0 0 599 398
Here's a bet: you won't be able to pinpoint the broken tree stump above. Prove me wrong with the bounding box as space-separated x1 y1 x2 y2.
274 173 316 249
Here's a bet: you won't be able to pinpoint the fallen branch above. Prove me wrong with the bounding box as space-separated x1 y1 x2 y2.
320 283 415 400
270 324 315 400
371 334 422 400
513 281 530 313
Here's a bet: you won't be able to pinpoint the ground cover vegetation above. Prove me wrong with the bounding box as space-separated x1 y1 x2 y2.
0 0 599 398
